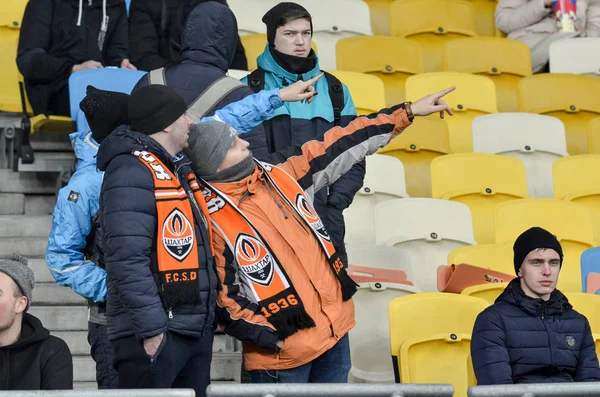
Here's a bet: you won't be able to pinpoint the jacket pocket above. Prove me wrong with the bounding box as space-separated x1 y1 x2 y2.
146 332 168 366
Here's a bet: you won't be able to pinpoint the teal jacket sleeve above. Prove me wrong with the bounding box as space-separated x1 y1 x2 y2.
197 89 283 133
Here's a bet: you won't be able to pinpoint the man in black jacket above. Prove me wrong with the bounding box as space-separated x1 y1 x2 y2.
129 0 247 71
98 85 216 396
17 0 136 116
471 227 600 385
0 254 73 390
133 1 268 160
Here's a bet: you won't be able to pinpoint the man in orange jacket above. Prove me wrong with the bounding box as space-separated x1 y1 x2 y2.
185 83 455 383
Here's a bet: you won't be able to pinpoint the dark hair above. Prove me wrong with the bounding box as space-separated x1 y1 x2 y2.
276 8 312 29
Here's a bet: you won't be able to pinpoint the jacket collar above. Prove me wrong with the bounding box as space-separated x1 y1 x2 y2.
257 45 322 84
209 166 261 204
70 131 99 169
496 278 572 317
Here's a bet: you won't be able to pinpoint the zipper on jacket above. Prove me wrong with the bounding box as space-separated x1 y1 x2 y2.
281 77 289 87
264 180 289 220
168 308 173 319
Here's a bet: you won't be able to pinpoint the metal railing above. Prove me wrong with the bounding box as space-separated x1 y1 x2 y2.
468 382 600 397
207 384 454 397
0 390 195 397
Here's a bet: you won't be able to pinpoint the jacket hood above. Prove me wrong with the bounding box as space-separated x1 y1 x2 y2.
496 278 572 317
180 2 238 72
96 125 173 172
70 131 99 166
257 45 322 83
1 314 50 351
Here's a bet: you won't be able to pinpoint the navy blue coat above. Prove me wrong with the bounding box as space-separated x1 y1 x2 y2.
97 126 217 341
133 1 268 160
471 278 600 385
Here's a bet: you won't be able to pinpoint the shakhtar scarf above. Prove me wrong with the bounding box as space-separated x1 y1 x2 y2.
135 150 214 309
201 160 357 339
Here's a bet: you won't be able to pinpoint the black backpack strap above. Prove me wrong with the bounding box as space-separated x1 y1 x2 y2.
324 71 344 126
248 68 265 93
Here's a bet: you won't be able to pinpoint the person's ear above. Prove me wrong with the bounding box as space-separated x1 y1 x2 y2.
14 296 27 315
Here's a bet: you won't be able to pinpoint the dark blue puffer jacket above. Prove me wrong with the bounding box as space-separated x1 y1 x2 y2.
133 1 268 160
471 278 600 385
97 126 217 341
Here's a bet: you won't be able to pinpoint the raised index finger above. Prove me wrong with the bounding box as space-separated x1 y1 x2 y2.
434 86 456 98
304 72 324 87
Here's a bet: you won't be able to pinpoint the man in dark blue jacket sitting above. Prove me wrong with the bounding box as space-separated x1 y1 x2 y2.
471 227 600 385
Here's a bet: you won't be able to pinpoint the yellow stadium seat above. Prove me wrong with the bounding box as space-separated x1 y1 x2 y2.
588 118 600 154
405 72 498 152
448 244 515 276
564 292 600 357
442 37 532 112
327 70 386 115
518 74 600 155
494 199 597 292
389 0 477 72
363 0 394 35
0 0 27 113
431 153 528 244
469 0 498 37
389 293 489 395
377 117 450 197
336 36 424 107
241 34 318 71
461 282 508 305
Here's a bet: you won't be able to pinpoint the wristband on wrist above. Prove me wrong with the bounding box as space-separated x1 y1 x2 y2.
403 101 414 122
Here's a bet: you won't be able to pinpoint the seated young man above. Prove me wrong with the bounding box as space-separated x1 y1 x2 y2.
471 227 600 385
0 254 73 390
184 87 454 383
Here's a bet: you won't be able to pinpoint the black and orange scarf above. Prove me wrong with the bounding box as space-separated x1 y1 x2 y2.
135 150 214 309
201 160 357 339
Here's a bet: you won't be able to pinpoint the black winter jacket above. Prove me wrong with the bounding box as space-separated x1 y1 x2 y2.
128 0 247 71
17 0 129 115
97 126 217 341
471 278 600 385
133 1 268 160
0 314 73 390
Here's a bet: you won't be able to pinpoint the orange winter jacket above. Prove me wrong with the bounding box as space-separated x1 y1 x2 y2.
211 104 412 371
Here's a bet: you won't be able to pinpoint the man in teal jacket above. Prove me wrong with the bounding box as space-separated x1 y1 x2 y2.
243 2 364 268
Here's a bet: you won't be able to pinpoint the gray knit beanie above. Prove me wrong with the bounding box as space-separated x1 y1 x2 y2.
0 253 34 311
186 121 238 177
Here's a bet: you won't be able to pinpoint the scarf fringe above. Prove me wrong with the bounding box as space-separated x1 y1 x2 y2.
269 308 316 340
338 268 359 301
162 280 202 308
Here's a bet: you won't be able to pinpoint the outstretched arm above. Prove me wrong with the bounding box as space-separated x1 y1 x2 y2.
267 87 455 195
202 75 322 134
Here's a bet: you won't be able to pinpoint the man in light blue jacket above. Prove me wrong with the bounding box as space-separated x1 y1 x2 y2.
46 79 319 388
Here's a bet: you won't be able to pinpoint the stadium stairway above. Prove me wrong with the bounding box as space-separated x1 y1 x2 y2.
0 175 243 389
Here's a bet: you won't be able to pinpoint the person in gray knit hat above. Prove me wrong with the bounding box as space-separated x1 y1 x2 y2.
0 253 73 390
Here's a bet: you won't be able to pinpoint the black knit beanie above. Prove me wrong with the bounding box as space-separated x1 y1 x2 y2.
262 2 313 46
128 85 188 135
513 227 564 275
79 86 130 144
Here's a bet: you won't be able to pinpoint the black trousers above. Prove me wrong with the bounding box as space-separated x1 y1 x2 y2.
112 331 214 397
88 322 119 389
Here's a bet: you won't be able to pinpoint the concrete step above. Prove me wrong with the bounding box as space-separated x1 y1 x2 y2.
0 215 52 237
18 151 75 173
0 193 25 215
32 282 87 305
28 258 54 282
29 306 88 331
74 381 97 390
53 330 89 356
0 169 59 194
30 130 72 152
213 333 241 353
212 352 243 382
0 237 47 257
25 195 56 216
73 356 96 382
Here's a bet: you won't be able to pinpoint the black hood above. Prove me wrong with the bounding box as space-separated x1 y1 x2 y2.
96 125 173 172
496 278 572 317
1 314 50 351
180 2 238 72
